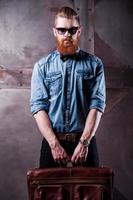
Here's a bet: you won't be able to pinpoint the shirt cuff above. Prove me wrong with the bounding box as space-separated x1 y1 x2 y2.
89 100 106 113
30 103 49 115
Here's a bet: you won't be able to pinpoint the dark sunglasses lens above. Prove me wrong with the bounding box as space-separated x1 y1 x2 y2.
57 28 66 35
69 27 78 35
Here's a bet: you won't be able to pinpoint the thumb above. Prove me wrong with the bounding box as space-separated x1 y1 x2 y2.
71 152 76 162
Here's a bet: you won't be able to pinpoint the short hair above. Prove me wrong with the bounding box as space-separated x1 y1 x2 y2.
55 7 80 25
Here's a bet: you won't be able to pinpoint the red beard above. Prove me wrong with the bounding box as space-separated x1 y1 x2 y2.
56 37 79 55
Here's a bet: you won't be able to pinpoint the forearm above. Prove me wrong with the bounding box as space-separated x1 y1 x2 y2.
71 109 102 163
80 108 102 141
34 110 70 163
34 110 58 148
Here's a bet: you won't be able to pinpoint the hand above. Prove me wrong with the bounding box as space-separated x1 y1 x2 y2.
51 141 70 165
71 143 88 164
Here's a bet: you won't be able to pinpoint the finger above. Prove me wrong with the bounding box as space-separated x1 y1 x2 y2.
76 154 85 164
55 159 60 166
71 155 75 163
58 154 68 164
74 156 79 164
64 155 71 164
55 158 59 163
84 156 87 162
65 157 70 164
83 152 88 162
61 158 67 165
80 157 85 164
66 155 71 162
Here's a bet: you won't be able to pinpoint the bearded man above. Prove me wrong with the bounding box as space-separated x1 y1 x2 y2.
30 7 106 168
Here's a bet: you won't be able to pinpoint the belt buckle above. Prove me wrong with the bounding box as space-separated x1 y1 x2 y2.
65 134 75 142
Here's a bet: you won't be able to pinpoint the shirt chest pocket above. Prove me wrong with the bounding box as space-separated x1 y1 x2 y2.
45 72 62 97
76 71 95 91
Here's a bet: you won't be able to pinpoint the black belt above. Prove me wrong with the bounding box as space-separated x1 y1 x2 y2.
56 132 82 143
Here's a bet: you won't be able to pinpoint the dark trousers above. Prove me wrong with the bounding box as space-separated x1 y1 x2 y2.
39 136 99 168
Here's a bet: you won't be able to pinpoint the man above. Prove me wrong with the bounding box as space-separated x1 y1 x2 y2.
30 7 106 168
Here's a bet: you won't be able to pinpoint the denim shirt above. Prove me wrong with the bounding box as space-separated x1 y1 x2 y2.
30 49 106 133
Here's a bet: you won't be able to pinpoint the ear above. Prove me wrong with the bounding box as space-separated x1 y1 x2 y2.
53 27 57 37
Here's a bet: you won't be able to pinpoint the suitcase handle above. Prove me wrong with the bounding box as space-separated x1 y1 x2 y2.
58 162 73 168
66 162 83 168
66 162 73 167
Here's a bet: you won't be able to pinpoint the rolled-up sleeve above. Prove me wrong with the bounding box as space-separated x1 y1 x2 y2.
89 59 106 113
30 62 49 115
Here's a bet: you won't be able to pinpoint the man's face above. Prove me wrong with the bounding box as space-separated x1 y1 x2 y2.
53 17 81 55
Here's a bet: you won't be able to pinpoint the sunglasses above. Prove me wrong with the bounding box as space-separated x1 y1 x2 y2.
55 27 79 35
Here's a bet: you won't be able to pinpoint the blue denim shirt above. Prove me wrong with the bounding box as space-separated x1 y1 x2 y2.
30 49 106 133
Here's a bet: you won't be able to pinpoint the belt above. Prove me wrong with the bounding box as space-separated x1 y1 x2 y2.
56 132 82 143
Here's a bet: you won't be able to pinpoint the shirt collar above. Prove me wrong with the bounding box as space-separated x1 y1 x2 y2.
56 47 80 62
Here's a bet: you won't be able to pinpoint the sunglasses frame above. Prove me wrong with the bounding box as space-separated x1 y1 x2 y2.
55 26 80 36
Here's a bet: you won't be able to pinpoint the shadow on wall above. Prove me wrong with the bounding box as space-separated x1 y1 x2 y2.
113 188 128 200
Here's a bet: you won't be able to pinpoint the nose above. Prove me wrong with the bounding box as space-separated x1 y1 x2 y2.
64 30 71 37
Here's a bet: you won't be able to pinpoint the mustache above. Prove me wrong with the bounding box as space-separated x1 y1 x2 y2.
63 38 72 42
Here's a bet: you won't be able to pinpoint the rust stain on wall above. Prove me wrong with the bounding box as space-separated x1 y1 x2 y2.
0 67 32 88
95 32 128 67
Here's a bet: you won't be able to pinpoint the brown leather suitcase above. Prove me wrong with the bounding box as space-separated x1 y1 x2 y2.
27 167 113 200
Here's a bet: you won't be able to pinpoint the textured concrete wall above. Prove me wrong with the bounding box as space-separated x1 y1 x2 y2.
95 0 133 67
0 89 41 199
0 0 133 200
0 0 55 68
95 1 133 200
0 0 92 69
97 90 133 200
